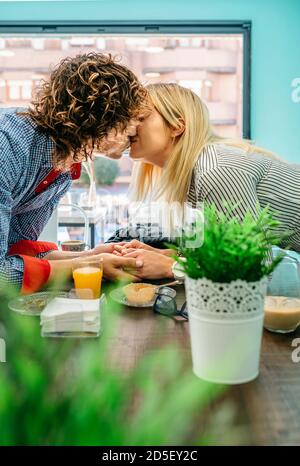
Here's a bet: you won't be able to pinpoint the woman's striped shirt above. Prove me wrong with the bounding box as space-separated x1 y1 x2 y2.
187 143 300 252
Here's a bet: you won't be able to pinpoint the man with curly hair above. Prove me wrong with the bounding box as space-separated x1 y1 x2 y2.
0 53 147 293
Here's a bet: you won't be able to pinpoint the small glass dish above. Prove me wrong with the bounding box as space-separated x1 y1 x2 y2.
8 291 69 316
264 296 300 334
110 288 156 308
110 286 175 308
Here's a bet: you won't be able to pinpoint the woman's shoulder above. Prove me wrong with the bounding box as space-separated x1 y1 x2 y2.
194 143 240 172
195 142 269 175
194 143 219 173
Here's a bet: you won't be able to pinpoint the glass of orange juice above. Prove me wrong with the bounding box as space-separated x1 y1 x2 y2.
72 258 103 299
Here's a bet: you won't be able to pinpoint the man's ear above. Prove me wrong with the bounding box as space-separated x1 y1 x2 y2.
171 118 185 137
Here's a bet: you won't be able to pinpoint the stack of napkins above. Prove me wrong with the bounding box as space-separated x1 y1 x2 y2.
40 295 105 337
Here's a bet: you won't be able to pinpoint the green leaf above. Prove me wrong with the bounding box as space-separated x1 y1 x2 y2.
175 202 288 282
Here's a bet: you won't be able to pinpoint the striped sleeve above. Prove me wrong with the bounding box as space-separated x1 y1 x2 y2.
199 166 260 220
197 165 274 266
188 144 300 254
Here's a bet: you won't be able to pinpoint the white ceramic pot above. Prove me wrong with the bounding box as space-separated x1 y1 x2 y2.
185 276 268 384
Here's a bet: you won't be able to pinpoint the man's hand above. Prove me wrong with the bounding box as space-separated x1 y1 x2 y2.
120 249 174 280
48 252 143 284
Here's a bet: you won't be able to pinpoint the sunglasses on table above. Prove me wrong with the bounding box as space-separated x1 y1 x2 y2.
153 287 188 321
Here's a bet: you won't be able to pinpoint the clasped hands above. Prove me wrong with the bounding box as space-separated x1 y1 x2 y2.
92 240 175 281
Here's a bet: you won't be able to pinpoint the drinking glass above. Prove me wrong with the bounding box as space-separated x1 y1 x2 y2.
72 258 103 299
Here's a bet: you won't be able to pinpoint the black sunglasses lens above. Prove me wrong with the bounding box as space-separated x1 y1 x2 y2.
180 309 188 320
154 294 176 316
180 301 188 318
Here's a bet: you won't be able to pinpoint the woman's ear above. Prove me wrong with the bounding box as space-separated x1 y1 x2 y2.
171 118 185 137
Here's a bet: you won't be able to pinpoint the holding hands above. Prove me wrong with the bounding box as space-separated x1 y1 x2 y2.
69 240 175 281
106 239 175 280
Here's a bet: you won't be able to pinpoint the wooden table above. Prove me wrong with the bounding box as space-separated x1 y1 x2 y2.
105 285 300 446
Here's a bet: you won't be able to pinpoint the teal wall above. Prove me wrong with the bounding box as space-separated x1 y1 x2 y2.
0 0 299 162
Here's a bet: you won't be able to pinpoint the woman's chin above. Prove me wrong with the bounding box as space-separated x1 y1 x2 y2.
129 147 143 160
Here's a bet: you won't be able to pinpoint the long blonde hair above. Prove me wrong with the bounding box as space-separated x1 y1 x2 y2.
131 83 281 204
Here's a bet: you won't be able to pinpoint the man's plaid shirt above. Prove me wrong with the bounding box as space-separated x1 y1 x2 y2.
0 108 75 291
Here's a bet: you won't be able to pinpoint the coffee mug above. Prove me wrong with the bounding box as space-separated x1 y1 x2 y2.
61 240 89 252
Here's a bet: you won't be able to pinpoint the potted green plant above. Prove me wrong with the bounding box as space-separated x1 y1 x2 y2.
175 203 283 385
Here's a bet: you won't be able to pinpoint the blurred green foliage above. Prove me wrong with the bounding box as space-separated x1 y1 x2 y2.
0 283 228 446
79 157 120 186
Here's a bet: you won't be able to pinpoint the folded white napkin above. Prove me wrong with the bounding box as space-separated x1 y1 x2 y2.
41 295 104 337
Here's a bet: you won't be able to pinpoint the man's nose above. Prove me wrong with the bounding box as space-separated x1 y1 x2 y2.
126 119 139 137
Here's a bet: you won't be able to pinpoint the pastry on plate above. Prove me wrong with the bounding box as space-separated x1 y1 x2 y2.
123 283 156 305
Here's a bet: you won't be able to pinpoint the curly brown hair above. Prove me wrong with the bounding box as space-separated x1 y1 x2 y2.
23 52 148 167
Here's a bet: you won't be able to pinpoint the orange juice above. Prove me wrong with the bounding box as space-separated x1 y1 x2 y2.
73 266 103 299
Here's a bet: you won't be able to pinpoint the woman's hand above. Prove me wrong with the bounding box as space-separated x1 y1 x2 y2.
91 242 127 255
113 239 174 257
120 249 174 280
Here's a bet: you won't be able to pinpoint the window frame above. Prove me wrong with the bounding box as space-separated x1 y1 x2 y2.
0 20 251 138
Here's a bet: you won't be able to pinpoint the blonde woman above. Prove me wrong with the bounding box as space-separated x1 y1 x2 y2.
117 83 300 279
